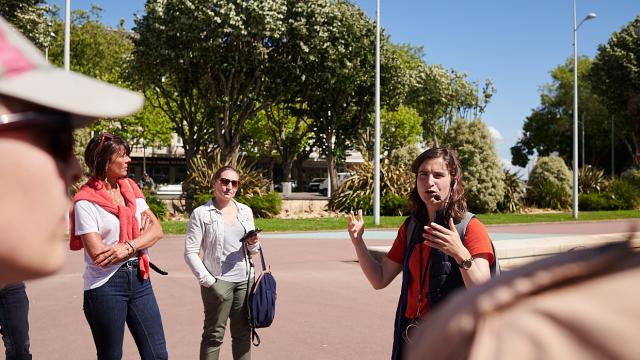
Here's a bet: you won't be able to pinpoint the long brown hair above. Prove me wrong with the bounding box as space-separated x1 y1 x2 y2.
408 147 467 224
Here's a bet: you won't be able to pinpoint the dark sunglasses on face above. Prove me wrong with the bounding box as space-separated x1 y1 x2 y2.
218 177 240 188
0 111 74 164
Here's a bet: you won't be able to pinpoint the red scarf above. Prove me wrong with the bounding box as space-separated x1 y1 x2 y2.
69 177 150 279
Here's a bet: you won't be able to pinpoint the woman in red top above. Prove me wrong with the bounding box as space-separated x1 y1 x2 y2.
347 147 495 360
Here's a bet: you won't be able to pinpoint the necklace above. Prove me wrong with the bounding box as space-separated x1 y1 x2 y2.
106 182 124 205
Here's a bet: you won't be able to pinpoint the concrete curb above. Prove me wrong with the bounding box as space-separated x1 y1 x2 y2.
368 232 640 270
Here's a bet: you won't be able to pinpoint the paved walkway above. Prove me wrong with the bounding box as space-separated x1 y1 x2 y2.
12 219 640 359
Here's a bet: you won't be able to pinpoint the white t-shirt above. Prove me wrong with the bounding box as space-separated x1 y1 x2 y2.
74 198 149 290
218 221 249 282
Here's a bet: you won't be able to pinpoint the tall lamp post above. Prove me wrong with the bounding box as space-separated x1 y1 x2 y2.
572 1 596 219
373 0 381 225
64 0 71 71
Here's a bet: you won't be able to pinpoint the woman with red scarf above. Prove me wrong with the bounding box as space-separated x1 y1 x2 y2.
70 132 168 359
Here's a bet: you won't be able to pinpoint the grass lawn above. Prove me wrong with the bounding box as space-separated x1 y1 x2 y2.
161 209 639 234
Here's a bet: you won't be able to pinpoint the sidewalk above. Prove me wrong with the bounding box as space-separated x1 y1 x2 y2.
12 219 640 359
368 219 640 269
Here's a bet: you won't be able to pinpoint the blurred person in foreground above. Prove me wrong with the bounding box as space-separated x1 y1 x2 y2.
0 16 142 359
406 238 640 360
347 147 496 360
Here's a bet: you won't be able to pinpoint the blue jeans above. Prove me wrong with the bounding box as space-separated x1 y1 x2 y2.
83 264 168 360
0 283 31 360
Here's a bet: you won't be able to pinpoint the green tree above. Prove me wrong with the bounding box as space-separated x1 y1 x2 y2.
511 57 611 169
356 105 422 162
407 63 495 146
133 0 294 167
0 0 52 49
47 7 172 149
590 16 640 168
302 0 378 194
445 118 504 213
242 104 313 183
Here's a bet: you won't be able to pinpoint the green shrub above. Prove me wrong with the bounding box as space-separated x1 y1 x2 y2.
445 118 505 213
497 169 527 213
328 161 412 215
608 179 640 210
193 193 211 209
578 179 639 211
579 193 616 210
381 193 409 216
187 150 272 203
621 167 640 190
579 165 609 194
190 192 281 218
143 190 167 220
237 192 282 218
527 156 572 210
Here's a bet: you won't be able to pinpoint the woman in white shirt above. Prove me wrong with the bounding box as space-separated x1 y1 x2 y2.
71 132 167 360
185 166 261 360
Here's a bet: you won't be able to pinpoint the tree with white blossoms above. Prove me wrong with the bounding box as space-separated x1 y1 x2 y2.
407 62 495 146
445 118 505 213
132 0 291 170
0 0 52 50
301 0 381 194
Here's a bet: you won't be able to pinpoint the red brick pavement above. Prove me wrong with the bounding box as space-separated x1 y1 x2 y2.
13 218 640 359
22 235 400 360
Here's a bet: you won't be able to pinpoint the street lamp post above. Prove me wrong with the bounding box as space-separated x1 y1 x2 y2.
45 32 56 62
64 0 71 71
373 0 381 225
572 0 596 219
581 112 585 168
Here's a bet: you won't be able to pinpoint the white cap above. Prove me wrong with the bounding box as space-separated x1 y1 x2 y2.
0 16 143 128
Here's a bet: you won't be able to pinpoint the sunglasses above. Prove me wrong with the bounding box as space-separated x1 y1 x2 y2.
0 111 74 164
218 177 240 188
95 132 114 152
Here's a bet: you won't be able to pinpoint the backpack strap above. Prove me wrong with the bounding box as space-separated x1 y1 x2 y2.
456 212 500 276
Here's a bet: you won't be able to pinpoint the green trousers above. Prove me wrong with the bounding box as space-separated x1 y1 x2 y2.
200 279 252 360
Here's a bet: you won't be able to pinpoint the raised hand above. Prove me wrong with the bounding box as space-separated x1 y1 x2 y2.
423 217 467 260
347 210 365 245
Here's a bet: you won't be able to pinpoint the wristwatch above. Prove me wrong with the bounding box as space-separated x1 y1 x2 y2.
457 257 474 270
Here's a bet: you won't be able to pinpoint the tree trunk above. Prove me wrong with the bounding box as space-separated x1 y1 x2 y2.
293 157 306 192
327 152 337 195
282 158 293 182
183 146 198 213
220 143 241 167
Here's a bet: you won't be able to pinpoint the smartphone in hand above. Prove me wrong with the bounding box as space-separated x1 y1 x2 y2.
240 228 262 242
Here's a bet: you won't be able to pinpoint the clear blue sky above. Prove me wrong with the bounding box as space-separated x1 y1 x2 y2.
49 0 640 174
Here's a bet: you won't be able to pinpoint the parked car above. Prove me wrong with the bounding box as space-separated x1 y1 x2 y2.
305 177 326 192
155 183 184 199
318 178 329 196
274 180 297 192
318 173 350 196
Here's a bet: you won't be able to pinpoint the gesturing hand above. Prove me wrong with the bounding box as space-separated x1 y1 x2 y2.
347 210 365 245
422 217 467 259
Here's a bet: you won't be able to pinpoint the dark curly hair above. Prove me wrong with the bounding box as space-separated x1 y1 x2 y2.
408 147 467 224
83 132 130 180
